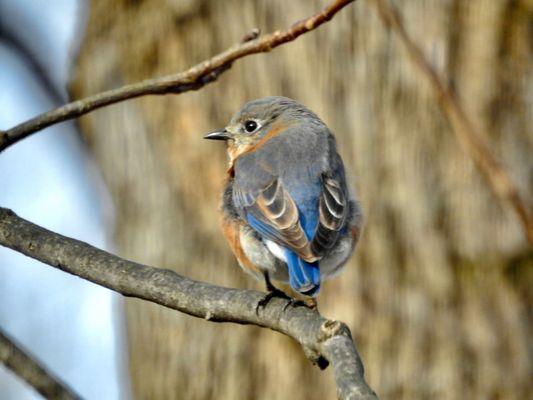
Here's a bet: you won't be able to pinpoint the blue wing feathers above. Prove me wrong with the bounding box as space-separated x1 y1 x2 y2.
284 250 320 296
246 213 279 239
297 202 319 241
240 172 323 296
245 187 323 296
289 201 321 296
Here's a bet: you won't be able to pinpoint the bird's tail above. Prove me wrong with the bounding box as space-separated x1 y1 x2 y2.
285 250 320 297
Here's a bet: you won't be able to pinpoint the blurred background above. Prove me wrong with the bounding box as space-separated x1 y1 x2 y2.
1 0 532 399
0 0 127 399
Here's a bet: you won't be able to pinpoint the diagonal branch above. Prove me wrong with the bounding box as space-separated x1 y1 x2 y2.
0 327 80 400
372 0 533 245
0 0 356 152
0 207 378 400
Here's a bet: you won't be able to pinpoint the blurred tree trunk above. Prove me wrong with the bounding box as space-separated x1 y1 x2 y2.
71 0 532 399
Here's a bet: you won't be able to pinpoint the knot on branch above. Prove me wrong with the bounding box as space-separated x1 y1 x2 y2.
318 319 352 343
167 63 233 94
199 63 233 85
308 319 354 370
302 344 327 369
302 320 353 371
241 28 260 43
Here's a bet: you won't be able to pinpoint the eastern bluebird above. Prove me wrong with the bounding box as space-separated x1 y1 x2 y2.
205 97 362 306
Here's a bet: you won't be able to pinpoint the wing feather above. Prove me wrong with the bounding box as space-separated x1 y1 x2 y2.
240 179 319 262
310 177 348 256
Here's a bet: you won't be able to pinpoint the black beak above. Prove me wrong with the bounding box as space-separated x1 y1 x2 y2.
203 129 230 141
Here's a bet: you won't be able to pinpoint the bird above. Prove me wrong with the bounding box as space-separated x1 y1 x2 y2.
204 96 362 308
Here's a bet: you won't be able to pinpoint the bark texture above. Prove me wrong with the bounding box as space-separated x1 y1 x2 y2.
71 0 532 399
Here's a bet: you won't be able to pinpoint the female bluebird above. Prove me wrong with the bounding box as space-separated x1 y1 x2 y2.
204 97 362 305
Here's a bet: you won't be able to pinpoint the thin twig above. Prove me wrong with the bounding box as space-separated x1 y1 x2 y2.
373 0 533 245
0 327 80 400
0 207 378 400
0 0 355 152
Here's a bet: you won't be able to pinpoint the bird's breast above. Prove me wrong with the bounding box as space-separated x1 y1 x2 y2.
227 143 254 171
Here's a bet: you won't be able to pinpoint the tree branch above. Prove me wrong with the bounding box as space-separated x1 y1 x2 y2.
0 207 378 400
0 0 356 152
0 2 377 397
372 0 533 245
0 327 80 400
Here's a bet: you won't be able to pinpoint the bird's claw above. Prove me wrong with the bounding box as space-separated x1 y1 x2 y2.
281 297 318 312
256 289 291 314
281 298 308 312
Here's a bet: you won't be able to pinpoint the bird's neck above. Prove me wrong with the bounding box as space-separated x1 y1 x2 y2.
225 142 254 178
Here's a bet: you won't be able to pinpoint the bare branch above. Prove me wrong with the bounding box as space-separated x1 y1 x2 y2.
0 327 80 400
372 0 533 245
0 207 378 400
0 0 356 152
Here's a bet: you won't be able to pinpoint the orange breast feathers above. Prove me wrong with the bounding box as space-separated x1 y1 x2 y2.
220 215 261 275
226 122 289 173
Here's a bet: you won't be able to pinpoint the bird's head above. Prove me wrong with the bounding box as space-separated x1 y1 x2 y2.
204 96 322 162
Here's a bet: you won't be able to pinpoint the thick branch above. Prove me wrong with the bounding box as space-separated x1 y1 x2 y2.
373 0 533 245
0 208 378 400
0 0 355 152
0 328 80 400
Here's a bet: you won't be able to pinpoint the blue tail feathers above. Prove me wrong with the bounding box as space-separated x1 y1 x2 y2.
285 250 320 297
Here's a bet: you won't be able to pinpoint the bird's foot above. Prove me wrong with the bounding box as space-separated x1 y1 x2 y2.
256 288 292 314
281 297 318 312
281 298 308 312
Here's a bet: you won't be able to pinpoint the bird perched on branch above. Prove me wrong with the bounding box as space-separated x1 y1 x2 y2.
205 97 362 308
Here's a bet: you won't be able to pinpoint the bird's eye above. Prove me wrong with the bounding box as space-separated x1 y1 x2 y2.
244 120 258 133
